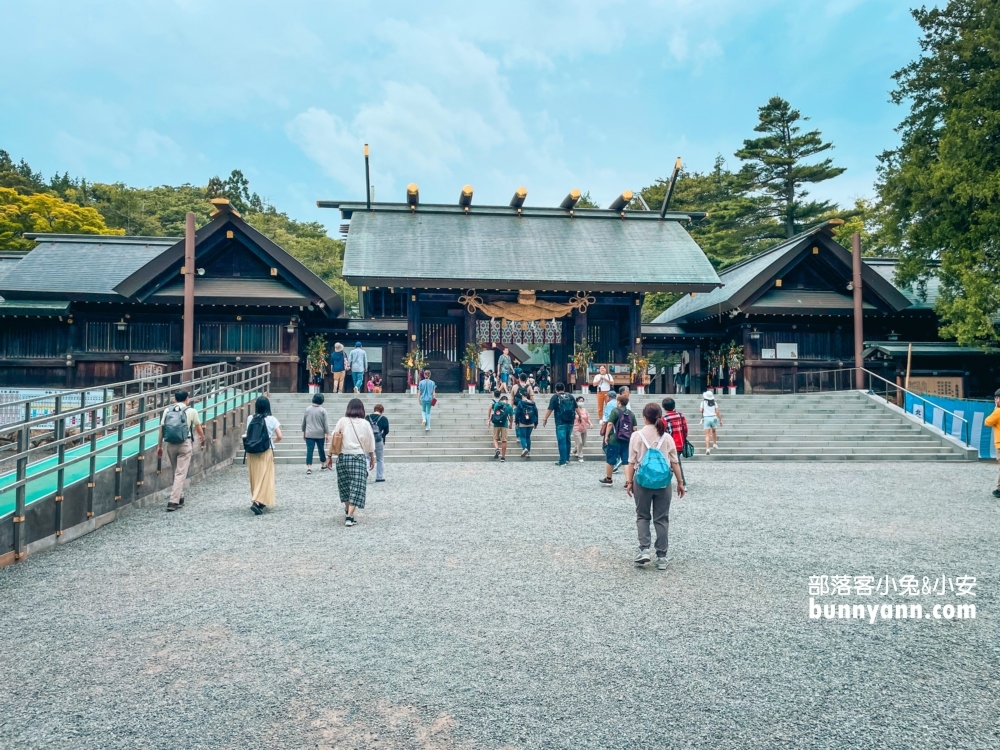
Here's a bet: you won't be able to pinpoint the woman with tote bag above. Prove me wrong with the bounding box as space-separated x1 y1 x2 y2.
326 398 376 527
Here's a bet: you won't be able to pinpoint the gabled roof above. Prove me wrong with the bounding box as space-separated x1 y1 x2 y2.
865 258 941 309
324 201 721 293
0 236 174 301
654 222 912 325
114 201 344 316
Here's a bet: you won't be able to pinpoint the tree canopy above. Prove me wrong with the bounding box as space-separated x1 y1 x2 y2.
877 0 1000 344
735 96 845 239
0 187 121 250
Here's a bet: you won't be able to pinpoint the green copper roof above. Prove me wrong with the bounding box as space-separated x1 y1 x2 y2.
338 208 721 292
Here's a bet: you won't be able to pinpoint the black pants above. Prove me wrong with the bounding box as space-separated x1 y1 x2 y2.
305 437 326 465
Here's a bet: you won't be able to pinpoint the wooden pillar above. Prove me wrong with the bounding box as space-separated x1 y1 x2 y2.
852 233 864 389
630 294 643 357
692 344 702 393
741 327 752 395
182 212 195 379
574 308 587 347
407 289 420 352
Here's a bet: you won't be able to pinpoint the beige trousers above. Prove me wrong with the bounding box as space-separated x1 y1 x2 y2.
332 371 345 393
165 440 193 504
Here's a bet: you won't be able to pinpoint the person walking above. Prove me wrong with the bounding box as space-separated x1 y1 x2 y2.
301 392 330 475
488 393 514 461
985 389 1000 498
593 365 614 423
327 398 375 527
348 342 368 393
537 364 550 394
417 369 436 430
372 374 383 394
604 385 629 424
599 392 635 486
572 395 593 462
625 402 685 569
497 347 514 391
515 388 539 458
367 403 390 482
661 397 689 487
330 342 346 393
156 390 206 512
700 390 723 455
511 372 531 407
243 396 282 515
543 382 578 466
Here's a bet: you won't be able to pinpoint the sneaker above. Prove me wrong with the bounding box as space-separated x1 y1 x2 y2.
345 516 356 527
578 457 585 463
166 502 180 512
521 449 528 458
706 448 711 456
993 490 1000 498
634 548 651 565
320 465 329 471
178 497 184 506
375 478 386 483
713 442 718 449
524 451 530 458
656 556 669 571
495 448 501 459
598 478 613 487
612 459 622 474
425 427 430 432
306 468 312 475
500 457 506 462
250 503 263 516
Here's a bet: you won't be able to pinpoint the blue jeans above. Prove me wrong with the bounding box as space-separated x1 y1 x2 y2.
421 399 432 428
516 426 533 451
352 372 364 392
305 437 326 466
555 423 573 464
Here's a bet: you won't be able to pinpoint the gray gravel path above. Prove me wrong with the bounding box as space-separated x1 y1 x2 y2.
2 460 999 749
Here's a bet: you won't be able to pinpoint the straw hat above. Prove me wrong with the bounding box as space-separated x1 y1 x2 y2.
334 342 344 352
702 390 715 401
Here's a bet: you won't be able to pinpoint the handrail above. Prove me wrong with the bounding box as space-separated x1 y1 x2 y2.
780 366 972 447
1 364 270 555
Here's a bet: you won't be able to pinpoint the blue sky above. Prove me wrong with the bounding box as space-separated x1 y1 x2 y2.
1 1 922 229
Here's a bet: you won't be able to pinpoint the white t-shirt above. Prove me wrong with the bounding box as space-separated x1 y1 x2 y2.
244 415 281 448
701 401 718 418
334 417 375 455
593 373 614 392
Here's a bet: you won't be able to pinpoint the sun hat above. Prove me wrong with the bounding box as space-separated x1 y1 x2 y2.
334 342 343 352
703 390 715 400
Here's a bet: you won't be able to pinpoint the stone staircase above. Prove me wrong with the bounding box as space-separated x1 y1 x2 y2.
234 391 973 463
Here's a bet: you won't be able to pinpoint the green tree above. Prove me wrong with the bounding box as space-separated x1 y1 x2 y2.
0 187 122 250
576 191 599 208
736 96 846 238
877 0 1000 344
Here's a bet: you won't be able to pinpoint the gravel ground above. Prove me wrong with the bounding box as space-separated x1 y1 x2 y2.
2 460 999 749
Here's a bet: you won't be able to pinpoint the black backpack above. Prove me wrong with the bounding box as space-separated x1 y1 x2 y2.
491 401 509 427
555 393 577 423
243 415 271 454
516 400 537 426
367 414 383 442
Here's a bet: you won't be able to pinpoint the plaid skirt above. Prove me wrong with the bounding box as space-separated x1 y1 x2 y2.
336 453 369 508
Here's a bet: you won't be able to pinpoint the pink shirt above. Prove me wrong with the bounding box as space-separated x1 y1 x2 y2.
574 407 592 433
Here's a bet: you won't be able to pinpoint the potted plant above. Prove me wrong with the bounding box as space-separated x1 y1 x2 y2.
463 342 481 394
628 351 651 394
571 341 595 394
725 340 745 395
305 334 328 394
402 348 428 394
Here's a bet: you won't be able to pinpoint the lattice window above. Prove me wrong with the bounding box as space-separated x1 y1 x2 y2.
197 323 281 354
421 322 458 361
86 322 173 353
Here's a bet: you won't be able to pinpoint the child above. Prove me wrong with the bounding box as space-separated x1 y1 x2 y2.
372 374 383 394
366 373 375 393
572 394 593 462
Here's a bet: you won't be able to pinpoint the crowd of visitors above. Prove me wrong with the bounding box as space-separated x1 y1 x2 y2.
327 341 382 394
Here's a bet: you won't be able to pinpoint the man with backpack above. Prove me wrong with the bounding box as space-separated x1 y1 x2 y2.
599 392 635 486
542 382 578 466
661 397 690 486
487 391 514 462
156 390 205 512
515 388 539 458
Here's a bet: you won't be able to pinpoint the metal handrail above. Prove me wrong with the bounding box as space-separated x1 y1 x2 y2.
780 366 972 447
0 364 270 546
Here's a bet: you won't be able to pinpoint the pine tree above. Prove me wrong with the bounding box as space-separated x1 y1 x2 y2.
735 96 845 238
